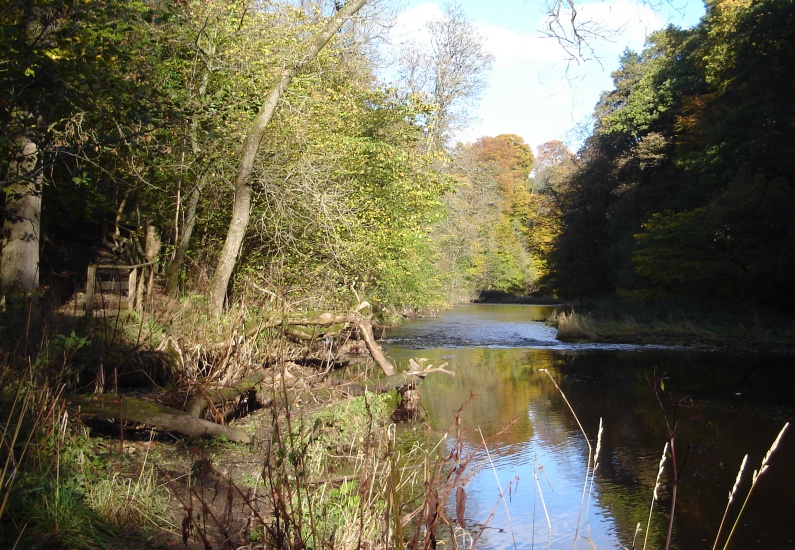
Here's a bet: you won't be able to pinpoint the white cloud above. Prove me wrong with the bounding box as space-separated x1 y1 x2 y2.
461 0 677 149
391 3 441 43
479 25 560 66
383 0 703 151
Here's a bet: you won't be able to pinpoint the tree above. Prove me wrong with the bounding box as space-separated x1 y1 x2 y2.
161 0 271 297
632 0 795 307
1 115 42 292
207 0 369 319
0 0 167 294
468 134 534 203
238 76 449 312
532 140 574 195
437 135 541 296
397 3 494 150
543 0 795 310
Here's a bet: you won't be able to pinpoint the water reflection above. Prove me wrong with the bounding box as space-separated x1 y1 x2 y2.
385 304 795 549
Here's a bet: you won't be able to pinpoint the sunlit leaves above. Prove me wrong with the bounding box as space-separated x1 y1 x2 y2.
547 0 795 309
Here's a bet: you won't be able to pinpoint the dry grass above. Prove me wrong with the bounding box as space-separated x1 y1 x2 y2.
554 310 598 341
539 368 790 550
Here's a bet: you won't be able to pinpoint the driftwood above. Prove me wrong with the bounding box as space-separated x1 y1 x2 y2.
339 361 453 397
67 394 252 444
185 369 270 418
350 315 395 376
406 358 454 377
208 310 396 377
197 310 449 426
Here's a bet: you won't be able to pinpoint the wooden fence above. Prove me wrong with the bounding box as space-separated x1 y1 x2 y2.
84 261 155 316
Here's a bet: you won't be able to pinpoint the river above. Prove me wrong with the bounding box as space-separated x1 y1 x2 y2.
383 303 794 549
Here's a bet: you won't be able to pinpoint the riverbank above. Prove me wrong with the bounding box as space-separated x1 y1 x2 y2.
0 294 460 549
551 297 795 352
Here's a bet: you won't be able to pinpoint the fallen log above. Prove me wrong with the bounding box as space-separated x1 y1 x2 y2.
207 310 397 377
185 369 270 419
350 314 395 377
185 325 446 423
67 394 252 444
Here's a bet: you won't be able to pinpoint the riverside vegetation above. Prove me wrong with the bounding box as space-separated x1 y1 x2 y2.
0 292 496 549
550 297 795 352
1 293 788 549
2 0 795 547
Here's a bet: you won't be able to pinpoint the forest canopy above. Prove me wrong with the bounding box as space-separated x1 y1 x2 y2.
1 0 794 315
542 0 795 311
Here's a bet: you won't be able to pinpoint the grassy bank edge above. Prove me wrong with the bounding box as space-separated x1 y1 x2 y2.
550 297 795 352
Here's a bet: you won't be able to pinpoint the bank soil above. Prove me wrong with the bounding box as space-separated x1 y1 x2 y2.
61 309 434 549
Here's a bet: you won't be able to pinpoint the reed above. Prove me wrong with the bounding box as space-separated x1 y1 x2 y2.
584 418 604 523
712 454 747 550
539 369 602 549
533 455 553 548
554 311 598 341
536 366 788 550
479 426 518 549
720 422 789 550
643 442 668 550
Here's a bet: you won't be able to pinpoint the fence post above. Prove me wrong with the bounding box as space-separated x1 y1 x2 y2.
128 267 137 312
85 264 97 317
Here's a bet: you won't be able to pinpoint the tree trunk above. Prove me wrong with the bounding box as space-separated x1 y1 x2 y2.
207 0 368 319
68 393 252 444
1 131 42 292
165 174 207 296
166 39 215 297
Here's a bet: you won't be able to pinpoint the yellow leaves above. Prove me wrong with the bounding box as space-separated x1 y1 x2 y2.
44 49 66 61
710 0 753 19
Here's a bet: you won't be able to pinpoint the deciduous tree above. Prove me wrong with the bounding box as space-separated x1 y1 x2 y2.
207 0 368 319
396 3 494 150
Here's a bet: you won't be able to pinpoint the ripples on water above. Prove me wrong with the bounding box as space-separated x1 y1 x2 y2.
385 304 795 549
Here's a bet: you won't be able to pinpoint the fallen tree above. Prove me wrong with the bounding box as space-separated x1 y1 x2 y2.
67 394 252 444
206 309 396 376
68 310 454 443
185 369 270 419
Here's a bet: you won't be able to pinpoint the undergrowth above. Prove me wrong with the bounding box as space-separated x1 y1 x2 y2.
0 294 487 549
3 291 789 549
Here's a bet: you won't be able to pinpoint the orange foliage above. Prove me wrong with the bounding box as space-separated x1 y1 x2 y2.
468 134 534 202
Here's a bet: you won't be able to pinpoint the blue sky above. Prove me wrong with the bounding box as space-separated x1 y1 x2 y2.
389 0 706 151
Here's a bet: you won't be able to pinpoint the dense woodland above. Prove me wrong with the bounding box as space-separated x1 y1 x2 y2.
1 0 794 547
2 0 793 318
543 0 795 310
0 0 495 318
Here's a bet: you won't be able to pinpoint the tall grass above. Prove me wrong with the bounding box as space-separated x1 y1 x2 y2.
556 295 795 348
719 422 789 550
554 311 598 341
0 375 174 548
538 369 790 550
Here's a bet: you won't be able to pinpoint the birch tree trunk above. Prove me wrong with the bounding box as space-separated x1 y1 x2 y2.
1 131 42 293
207 0 368 319
165 175 207 297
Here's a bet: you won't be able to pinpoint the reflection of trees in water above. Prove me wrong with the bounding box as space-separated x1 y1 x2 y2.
410 346 794 549
417 348 549 446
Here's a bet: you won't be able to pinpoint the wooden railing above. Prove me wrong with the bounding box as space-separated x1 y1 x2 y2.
85 261 155 316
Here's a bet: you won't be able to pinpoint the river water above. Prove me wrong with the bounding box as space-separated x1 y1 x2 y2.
383 304 794 549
